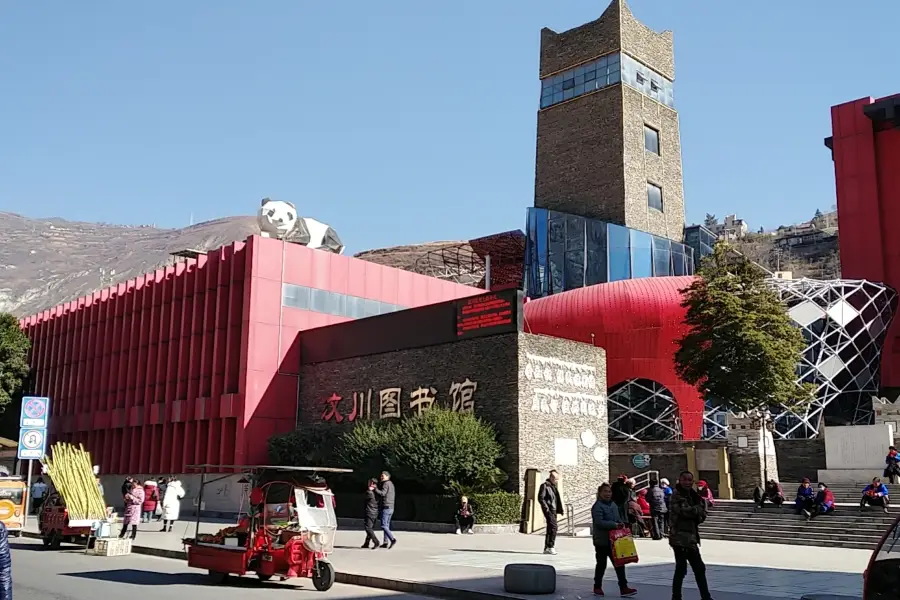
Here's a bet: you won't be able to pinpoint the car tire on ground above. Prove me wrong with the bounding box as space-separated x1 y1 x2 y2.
312 560 335 591
256 573 272 582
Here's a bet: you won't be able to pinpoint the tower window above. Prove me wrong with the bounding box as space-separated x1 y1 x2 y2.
644 126 660 155
636 72 646 85
647 183 664 212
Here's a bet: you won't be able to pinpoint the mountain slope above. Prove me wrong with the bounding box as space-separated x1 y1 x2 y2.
0 212 260 317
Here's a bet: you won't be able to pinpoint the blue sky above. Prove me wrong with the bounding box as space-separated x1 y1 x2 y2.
0 1 895 255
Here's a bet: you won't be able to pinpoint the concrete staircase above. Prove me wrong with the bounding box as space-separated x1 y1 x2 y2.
566 483 898 549
701 482 897 550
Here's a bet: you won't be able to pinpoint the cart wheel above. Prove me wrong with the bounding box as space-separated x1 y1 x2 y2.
48 530 62 550
312 560 335 592
256 573 272 582
207 571 229 585
41 534 51 547
12 531 21 538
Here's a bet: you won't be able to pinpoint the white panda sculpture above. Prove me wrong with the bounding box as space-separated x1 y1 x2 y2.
257 198 344 254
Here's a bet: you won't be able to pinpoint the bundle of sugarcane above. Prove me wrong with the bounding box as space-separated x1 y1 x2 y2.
40 442 106 521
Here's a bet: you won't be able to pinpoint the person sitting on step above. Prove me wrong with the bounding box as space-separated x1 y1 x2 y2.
808 483 835 520
754 479 785 510
861 477 890 514
795 478 816 516
884 446 900 485
696 481 715 509
455 496 475 535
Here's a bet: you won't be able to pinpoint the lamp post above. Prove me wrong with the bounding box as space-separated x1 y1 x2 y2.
751 409 775 485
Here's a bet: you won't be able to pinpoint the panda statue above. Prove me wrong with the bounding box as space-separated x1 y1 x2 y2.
257 198 345 254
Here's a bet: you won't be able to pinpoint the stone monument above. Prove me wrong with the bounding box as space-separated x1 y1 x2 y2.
817 422 895 484
726 410 779 499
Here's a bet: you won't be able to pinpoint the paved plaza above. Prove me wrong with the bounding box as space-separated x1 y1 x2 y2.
23 517 866 599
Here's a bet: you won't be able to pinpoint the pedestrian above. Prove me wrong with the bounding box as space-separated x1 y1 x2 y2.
647 477 668 540
141 480 159 523
884 446 900 485
374 471 396 549
160 477 185 532
611 474 630 518
119 482 144 540
361 478 380 549
669 470 713 600
31 477 49 514
156 478 168 521
454 496 476 535
0 522 11 600
538 469 564 555
121 476 134 499
591 483 637 597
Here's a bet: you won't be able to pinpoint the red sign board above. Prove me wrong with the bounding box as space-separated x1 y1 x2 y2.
455 293 517 339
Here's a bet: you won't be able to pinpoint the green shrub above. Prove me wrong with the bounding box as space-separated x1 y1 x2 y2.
337 419 398 485
385 409 505 492
470 492 522 524
268 428 339 467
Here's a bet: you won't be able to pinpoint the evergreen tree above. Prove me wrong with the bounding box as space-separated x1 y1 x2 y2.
0 313 30 412
703 213 717 228
674 242 813 414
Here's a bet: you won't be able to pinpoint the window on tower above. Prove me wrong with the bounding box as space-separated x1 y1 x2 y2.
644 126 660 155
647 183 664 212
539 52 622 110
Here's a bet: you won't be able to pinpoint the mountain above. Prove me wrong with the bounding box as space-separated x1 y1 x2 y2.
0 212 260 317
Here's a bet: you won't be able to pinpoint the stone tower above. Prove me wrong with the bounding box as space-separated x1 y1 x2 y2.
534 0 686 242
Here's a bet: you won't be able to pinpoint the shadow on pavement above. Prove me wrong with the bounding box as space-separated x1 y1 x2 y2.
10 542 82 553
62 569 305 590
450 548 546 555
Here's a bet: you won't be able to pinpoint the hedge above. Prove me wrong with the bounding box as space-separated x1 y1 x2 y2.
334 491 522 524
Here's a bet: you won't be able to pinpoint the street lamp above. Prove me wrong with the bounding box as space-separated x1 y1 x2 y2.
750 409 775 485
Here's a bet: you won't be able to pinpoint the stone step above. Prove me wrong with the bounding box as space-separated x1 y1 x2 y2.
700 530 878 550
706 512 898 525
703 519 888 536
702 522 882 541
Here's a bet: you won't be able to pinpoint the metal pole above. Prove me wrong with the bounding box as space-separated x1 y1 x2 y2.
484 255 492 291
25 460 33 524
195 469 206 537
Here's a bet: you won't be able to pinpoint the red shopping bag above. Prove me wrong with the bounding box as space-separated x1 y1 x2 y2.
609 527 639 567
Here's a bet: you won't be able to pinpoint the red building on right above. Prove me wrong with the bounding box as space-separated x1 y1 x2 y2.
826 94 900 388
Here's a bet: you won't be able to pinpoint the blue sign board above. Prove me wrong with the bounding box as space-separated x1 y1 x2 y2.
17 428 47 460
20 396 50 429
631 453 651 469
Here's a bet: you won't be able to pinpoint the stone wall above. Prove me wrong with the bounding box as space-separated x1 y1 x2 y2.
726 412 779 499
608 441 687 485
873 396 900 444
516 333 608 501
298 331 608 502
775 439 826 484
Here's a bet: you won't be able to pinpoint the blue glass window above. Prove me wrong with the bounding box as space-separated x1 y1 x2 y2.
607 224 632 282
647 183 663 212
539 52 623 110
644 126 660 155
630 230 653 279
585 220 608 286
282 283 405 319
652 237 671 276
619 53 674 109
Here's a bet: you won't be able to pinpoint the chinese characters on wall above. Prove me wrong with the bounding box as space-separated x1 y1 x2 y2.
321 378 478 423
521 353 605 419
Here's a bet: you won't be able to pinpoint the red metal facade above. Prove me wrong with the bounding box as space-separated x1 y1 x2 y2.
20 235 477 474
829 95 900 387
522 276 704 439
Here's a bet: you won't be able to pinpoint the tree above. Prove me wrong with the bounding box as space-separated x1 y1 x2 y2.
335 409 505 493
813 208 823 219
704 214 718 229
0 313 30 412
674 242 813 414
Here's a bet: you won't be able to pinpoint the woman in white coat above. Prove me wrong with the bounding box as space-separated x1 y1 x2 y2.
160 478 185 532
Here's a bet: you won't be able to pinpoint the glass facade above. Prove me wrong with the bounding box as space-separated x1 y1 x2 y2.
539 52 675 111
620 53 674 108
683 225 716 266
540 53 622 109
282 283 406 319
524 208 696 299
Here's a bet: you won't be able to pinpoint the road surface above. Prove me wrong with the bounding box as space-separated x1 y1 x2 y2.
10 537 427 600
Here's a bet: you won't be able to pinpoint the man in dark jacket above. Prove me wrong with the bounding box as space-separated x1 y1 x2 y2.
0 522 11 600
647 478 667 540
611 475 630 518
375 471 397 548
538 470 564 555
361 478 380 549
669 471 712 600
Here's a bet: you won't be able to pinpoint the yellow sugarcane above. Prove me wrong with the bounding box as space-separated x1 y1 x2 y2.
40 442 106 521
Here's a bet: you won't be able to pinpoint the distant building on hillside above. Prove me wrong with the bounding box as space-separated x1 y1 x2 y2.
709 214 748 240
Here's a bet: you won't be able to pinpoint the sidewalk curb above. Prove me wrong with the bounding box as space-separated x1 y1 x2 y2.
21 531 524 600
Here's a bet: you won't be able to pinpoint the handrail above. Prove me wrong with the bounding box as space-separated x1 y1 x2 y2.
564 470 660 536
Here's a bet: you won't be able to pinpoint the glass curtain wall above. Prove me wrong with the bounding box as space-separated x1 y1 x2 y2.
524 208 697 299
